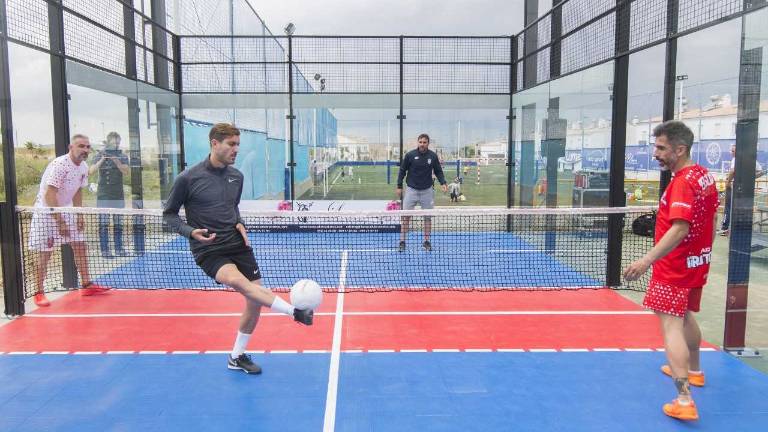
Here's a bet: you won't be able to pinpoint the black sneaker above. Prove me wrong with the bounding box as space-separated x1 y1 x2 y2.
227 353 262 374
399 241 406 252
423 240 432 251
294 308 314 325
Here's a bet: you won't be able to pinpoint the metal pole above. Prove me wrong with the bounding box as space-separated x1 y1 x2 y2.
659 0 680 196
0 0 26 315
48 0 77 288
606 0 631 288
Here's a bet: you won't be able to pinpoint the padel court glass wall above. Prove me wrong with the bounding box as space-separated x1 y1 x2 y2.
0 0 767 354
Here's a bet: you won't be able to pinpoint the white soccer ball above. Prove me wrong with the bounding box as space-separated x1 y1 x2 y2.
290 279 323 310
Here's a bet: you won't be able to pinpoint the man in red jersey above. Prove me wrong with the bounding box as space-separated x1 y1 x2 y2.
624 120 719 421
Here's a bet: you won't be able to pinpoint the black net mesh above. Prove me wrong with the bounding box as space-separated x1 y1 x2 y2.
17 206 655 297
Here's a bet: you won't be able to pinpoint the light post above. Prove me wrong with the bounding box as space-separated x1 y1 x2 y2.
675 74 688 119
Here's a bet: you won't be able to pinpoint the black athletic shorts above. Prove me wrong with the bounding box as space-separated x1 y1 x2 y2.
194 242 262 282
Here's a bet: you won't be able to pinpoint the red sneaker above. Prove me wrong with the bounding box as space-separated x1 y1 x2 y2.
81 282 112 296
34 293 51 307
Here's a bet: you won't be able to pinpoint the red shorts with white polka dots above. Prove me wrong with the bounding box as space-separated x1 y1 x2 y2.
643 279 703 317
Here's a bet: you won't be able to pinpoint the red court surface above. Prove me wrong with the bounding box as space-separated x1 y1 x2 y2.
0 289 716 353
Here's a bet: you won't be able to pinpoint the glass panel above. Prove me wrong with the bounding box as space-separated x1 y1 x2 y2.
182 100 291 203
673 18 741 354
293 95 398 204
404 95 510 207
512 84 549 207
549 62 614 208
743 6 768 372
8 43 55 206
625 44 665 206
67 83 130 208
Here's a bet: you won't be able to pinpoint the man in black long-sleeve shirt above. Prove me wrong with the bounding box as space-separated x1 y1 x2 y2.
163 123 313 375
396 133 448 251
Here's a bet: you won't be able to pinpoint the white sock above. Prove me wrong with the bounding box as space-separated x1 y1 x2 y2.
270 296 295 316
231 331 251 358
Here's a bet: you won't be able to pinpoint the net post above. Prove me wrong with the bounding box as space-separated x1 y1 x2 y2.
0 201 24 316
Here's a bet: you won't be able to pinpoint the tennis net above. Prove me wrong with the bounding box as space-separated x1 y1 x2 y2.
15 206 656 297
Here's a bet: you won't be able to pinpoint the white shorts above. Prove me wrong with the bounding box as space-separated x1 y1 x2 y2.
27 213 86 252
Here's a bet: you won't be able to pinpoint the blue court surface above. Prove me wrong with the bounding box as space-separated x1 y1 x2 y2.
0 351 766 431
93 230 607 290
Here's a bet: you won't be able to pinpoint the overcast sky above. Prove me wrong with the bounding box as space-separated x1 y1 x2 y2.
5 0 761 147
249 0 525 36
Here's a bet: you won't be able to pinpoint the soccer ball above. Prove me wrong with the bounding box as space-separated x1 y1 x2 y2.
290 279 323 310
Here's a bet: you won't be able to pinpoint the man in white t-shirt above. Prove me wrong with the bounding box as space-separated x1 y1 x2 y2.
30 134 111 307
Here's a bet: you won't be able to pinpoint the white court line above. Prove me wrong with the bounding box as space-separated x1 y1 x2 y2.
323 250 348 432
0 347 722 355
24 310 652 318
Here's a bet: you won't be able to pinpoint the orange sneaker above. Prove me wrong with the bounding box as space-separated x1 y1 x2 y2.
663 398 699 421
81 282 112 296
661 365 705 387
34 293 51 307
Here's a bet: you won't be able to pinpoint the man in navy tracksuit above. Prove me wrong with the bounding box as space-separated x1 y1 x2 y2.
396 133 447 251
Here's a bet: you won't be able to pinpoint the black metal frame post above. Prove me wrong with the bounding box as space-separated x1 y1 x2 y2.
659 0 680 196
549 1 562 80
0 0 25 315
123 3 145 255
48 0 78 288
523 0 539 89
397 35 405 203
723 7 763 353
507 35 517 217
606 0 631 287
150 0 175 201
173 34 185 171
286 34 296 201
